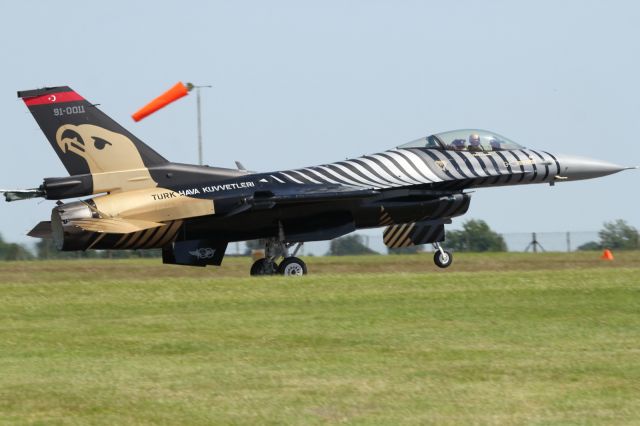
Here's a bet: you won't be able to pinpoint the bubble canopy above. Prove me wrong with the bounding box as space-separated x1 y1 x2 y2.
398 129 524 152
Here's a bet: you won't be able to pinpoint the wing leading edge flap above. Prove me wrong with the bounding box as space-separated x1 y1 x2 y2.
69 218 165 234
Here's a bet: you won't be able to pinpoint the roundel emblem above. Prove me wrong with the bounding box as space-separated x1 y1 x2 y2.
189 247 215 259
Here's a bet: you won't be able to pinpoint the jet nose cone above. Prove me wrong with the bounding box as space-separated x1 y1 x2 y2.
554 154 633 181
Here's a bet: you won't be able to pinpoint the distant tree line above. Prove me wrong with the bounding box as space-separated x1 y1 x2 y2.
0 219 637 260
578 220 639 251
328 234 378 256
331 219 638 255
327 219 507 255
0 234 33 260
388 219 507 254
445 220 507 252
0 235 161 261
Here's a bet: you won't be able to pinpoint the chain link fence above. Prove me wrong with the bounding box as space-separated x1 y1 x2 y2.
225 230 605 256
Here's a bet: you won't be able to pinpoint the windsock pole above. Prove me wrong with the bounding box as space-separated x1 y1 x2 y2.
197 86 203 166
190 84 212 166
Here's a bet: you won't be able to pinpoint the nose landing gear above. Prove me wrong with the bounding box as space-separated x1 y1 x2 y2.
250 238 307 276
432 242 453 268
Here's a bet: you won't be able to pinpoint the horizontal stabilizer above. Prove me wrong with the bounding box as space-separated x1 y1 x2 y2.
28 221 52 238
69 217 165 234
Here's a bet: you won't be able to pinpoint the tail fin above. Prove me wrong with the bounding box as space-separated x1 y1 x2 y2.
18 86 168 176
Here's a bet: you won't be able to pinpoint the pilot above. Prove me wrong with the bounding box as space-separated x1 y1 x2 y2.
489 138 503 151
468 133 482 152
450 139 466 151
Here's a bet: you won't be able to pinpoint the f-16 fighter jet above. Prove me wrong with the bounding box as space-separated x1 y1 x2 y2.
2 86 635 275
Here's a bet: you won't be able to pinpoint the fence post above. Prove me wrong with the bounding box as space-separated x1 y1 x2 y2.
566 232 571 252
524 232 545 252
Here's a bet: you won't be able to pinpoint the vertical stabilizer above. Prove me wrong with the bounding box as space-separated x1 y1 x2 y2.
18 86 168 176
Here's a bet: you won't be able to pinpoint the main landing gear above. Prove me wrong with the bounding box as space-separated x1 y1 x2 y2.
250 239 307 277
432 242 453 268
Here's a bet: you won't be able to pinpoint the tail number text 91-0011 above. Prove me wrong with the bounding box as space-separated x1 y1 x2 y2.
53 105 86 117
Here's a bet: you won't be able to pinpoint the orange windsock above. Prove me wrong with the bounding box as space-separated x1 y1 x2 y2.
600 249 614 261
132 82 191 122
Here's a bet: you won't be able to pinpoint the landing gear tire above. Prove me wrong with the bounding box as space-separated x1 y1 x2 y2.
434 250 453 268
278 257 307 276
250 258 278 276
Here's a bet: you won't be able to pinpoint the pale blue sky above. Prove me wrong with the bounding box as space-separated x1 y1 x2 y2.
0 0 638 246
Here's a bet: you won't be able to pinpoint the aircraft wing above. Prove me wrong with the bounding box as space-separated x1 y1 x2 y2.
223 184 379 216
259 185 380 204
68 218 165 234
26 217 165 238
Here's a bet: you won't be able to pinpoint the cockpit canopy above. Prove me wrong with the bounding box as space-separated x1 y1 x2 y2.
398 129 524 152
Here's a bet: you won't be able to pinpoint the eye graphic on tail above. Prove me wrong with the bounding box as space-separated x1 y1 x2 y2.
55 124 149 174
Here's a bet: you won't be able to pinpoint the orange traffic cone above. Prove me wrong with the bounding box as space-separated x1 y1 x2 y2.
600 249 614 261
132 82 191 122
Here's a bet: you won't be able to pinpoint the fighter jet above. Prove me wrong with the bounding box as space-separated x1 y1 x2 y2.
2 86 635 275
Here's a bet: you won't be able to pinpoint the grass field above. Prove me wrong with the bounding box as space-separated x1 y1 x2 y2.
1 252 639 424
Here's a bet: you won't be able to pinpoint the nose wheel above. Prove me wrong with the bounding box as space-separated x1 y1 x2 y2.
249 239 307 276
433 243 453 268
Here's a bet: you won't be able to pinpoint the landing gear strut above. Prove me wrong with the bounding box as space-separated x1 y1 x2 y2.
250 238 307 276
432 242 453 268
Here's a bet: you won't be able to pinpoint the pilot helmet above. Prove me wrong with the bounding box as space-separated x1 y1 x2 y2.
451 139 466 150
469 133 481 145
